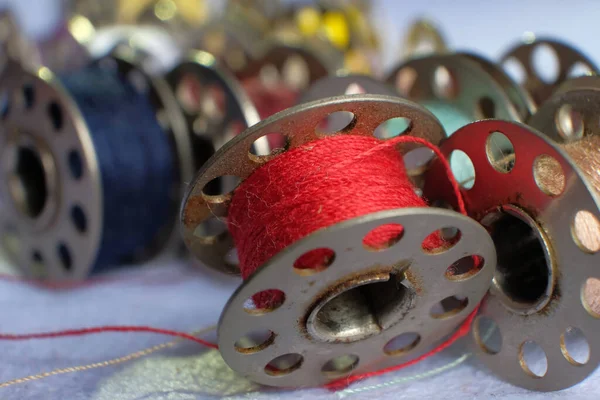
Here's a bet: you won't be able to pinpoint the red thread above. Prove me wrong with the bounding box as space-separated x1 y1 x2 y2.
0 134 474 390
0 326 218 349
229 134 462 308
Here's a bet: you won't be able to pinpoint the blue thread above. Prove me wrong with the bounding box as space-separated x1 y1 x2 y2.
60 64 174 272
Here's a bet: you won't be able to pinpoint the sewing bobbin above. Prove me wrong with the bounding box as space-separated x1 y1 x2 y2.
180 95 497 386
0 53 192 280
425 120 600 391
501 38 599 108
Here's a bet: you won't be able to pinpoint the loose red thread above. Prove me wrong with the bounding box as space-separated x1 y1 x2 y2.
0 133 474 390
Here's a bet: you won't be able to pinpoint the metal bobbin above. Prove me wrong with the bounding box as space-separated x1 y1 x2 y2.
180 94 446 275
500 38 599 108
386 54 525 126
0 54 191 280
299 74 399 104
180 95 496 386
401 18 448 60
424 120 600 391
166 50 265 166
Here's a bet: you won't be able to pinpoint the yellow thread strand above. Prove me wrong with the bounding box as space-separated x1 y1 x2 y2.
0 325 216 389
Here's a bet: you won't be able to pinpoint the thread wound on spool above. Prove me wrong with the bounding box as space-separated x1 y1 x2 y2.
60 65 174 270
228 134 445 308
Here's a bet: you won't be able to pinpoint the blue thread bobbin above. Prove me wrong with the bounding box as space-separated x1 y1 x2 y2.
0 55 193 280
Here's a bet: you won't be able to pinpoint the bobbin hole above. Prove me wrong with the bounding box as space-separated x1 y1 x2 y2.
486 132 515 174
395 67 417 97
362 223 404 251
421 226 460 254
449 150 475 190
70 205 87 233
475 97 495 119
432 65 458 99
404 147 435 175
561 326 590 366
321 355 359 377
264 353 303 376
293 248 335 276
306 270 416 343
234 329 275 354
0 91 9 119
21 83 35 109
57 242 72 271
383 332 420 356
202 175 241 197
193 216 227 239
373 117 411 139
582 278 600 318
282 54 310 91
244 289 286 315
10 146 48 219
249 133 289 158
429 295 468 319
473 315 502 355
572 210 600 254
316 111 356 134
47 102 63 131
519 341 548 378
445 255 484 281
555 104 584 141
532 44 559 83
67 150 83 180
502 57 527 84
30 249 45 277
533 155 565 197
482 207 553 314
568 62 594 78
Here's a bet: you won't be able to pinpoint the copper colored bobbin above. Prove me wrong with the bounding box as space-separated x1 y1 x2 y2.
424 120 600 391
500 38 599 108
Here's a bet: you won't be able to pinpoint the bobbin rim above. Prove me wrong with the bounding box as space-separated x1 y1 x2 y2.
385 53 523 124
0 61 103 280
165 50 262 156
180 94 446 275
218 207 496 387
424 119 600 391
500 38 599 107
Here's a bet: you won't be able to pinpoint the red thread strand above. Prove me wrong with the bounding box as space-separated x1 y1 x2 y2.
0 326 218 349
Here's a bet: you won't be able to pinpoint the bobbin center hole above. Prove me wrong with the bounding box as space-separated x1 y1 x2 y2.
9 144 50 220
482 205 554 315
306 269 416 343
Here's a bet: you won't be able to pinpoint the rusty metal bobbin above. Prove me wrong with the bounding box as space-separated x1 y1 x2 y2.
180 95 496 386
180 94 446 275
425 120 600 391
500 38 599 108
0 53 191 280
386 54 526 129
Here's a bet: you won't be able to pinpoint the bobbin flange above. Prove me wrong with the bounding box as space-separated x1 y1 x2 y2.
424 120 600 391
180 94 445 275
166 50 265 162
0 62 103 279
386 54 523 124
500 38 599 107
218 207 496 387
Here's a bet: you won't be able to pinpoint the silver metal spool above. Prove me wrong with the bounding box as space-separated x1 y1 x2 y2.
166 50 265 163
386 53 524 123
299 74 399 104
218 208 496 387
500 38 599 108
0 55 191 280
180 94 446 275
424 120 600 391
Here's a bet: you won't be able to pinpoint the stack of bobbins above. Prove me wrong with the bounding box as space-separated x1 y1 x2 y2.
424 119 600 391
0 51 197 280
180 94 497 386
501 38 599 109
